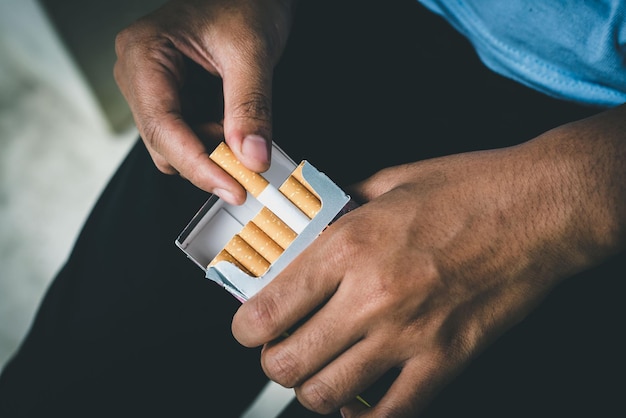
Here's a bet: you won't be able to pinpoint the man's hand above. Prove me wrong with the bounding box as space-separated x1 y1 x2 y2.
114 0 296 204
232 106 626 416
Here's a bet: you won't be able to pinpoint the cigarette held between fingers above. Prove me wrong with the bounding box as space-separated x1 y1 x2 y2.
209 142 269 196
209 142 310 233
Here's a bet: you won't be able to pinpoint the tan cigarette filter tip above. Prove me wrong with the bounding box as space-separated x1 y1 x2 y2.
224 234 271 277
239 222 284 263
292 162 321 199
208 249 252 276
209 142 268 197
279 175 322 219
252 207 297 249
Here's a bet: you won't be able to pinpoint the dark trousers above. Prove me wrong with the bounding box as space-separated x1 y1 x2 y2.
1 1 623 417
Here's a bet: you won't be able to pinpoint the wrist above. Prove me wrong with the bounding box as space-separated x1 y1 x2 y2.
519 107 626 273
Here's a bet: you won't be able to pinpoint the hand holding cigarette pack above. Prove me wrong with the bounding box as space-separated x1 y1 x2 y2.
176 141 357 302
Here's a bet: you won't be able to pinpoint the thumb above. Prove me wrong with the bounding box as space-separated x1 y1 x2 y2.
221 63 274 174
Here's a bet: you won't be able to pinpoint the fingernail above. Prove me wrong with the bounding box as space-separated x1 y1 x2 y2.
242 134 270 165
213 188 239 205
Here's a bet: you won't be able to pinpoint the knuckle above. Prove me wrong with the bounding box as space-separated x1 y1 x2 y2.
373 407 407 418
114 27 131 57
244 292 283 336
115 23 183 80
297 379 340 414
232 91 272 124
262 346 301 387
234 293 284 347
232 2 291 63
154 160 177 175
140 121 178 176
113 28 137 85
114 18 152 55
322 222 363 265
141 118 165 150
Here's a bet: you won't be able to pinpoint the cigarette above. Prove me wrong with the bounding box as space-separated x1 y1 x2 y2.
223 234 270 277
210 142 309 233
252 207 297 249
238 221 284 263
208 249 252 275
279 175 321 219
209 211 290 277
291 162 321 199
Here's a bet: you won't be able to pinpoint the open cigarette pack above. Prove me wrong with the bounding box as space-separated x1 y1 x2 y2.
175 142 357 302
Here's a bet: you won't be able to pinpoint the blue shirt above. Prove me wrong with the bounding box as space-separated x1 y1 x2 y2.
419 0 626 107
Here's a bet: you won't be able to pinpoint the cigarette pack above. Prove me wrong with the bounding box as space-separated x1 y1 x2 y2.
175 142 356 302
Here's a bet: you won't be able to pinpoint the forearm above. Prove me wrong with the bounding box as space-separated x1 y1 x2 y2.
521 104 626 272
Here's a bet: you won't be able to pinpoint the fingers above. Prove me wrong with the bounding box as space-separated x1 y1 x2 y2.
114 0 295 202
114 31 247 204
150 116 250 204
284 335 461 418
340 354 460 418
221 60 273 174
231 243 340 347
249 283 454 417
286 326 396 414
231 229 410 414
216 0 296 173
236 276 387 414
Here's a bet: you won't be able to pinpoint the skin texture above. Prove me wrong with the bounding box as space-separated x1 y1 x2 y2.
115 1 626 416
232 106 626 416
114 0 296 205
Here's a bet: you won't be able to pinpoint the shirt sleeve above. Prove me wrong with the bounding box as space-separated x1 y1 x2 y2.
418 0 626 107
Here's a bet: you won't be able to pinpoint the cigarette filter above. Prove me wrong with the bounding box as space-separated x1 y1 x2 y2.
210 142 310 233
